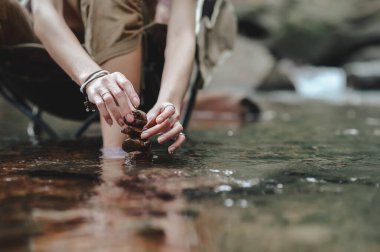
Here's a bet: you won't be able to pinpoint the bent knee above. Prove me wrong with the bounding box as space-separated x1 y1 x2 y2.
0 0 36 47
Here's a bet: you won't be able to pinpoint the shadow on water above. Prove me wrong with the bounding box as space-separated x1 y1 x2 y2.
1 97 380 251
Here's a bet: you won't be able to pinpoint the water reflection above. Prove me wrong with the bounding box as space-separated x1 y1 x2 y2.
0 150 225 251
31 159 198 251
1 98 380 251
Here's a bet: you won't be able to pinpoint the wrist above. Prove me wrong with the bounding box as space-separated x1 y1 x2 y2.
156 90 182 108
80 70 110 95
156 97 182 111
77 67 103 85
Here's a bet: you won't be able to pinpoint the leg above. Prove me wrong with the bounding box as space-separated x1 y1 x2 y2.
0 0 37 47
100 46 142 148
79 0 145 149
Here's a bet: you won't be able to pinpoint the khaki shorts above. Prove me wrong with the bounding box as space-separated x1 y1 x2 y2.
80 0 145 65
0 0 154 65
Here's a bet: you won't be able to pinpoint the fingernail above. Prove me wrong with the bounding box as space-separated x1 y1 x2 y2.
126 114 134 123
147 114 153 121
132 97 140 108
157 116 163 124
141 132 148 139
157 136 164 143
107 119 113 126
168 147 175 154
118 118 124 127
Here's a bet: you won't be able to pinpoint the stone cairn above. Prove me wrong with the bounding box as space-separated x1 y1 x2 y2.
121 110 152 159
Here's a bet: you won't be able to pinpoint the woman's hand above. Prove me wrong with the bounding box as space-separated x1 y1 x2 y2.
85 72 140 127
141 102 186 154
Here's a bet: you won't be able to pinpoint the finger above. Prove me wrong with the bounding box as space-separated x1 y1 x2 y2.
114 72 140 108
92 95 113 126
157 122 183 144
141 119 171 139
101 92 124 127
156 105 176 124
168 134 186 154
145 108 160 129
106 78 134 122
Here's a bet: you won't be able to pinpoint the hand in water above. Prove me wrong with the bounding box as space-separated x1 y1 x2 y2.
141 102 186 154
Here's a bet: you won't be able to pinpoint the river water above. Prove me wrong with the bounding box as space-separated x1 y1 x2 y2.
0 93 379 252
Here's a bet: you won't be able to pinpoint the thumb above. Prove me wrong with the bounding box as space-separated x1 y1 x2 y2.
145 107 160 129
147 109 156 122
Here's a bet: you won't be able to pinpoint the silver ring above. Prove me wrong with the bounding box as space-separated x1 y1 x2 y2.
173 132 185 141
163 103 175 111
100 91 110 98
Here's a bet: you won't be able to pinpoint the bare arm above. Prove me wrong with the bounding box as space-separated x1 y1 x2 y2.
143 0 196 153
32 0 98 84
31 0 139 126
158 0 196 108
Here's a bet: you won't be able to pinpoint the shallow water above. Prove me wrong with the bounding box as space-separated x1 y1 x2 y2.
0 95 379 252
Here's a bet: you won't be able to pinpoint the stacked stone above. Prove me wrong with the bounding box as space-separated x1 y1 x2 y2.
121 110 152 159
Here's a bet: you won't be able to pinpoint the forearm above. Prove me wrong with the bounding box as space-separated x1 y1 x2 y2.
156 0 196 109
32 1 100 84
158 35 195 108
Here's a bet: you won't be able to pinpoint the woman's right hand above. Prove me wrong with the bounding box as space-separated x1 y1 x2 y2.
31 1 140 127
85 72 140 127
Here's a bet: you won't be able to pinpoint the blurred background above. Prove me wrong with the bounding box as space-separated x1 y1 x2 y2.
211 0 380 93
2 0 380 139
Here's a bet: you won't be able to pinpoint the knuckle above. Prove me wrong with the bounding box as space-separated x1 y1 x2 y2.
100 76 107 83
125 78 133 86
101 76 112 84
123 109 131 115
111 109 121 117
104 96 113 104
86 85 95 92
94 86 102 93
124 81 132 89
114 90 124 98
173 112 180 119
95 100 104 106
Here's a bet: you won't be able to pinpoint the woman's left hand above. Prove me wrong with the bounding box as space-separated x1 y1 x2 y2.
141 102 186 154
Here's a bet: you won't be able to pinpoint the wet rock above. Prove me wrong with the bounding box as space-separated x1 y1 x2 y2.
122 138 151 153
345 60 380 89
179 209 200 219
346 73 380 90
256 63 295 91
136 224 165 242
127 151 153 161
147 210 167 218
153 191 175 201
236 0 380 66
121 110 152 159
